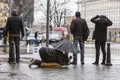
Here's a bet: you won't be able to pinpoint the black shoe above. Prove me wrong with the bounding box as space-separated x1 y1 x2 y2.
70 62 77 65
92 62 98 65
8 62 16 64
101 62 105 65
7 61 9 63
81 62 85 65
16 62 19 64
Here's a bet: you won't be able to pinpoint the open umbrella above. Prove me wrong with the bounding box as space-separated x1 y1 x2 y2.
52 39 80 53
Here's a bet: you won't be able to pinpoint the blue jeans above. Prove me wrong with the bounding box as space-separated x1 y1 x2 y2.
73 36 84 63
9 35 20 63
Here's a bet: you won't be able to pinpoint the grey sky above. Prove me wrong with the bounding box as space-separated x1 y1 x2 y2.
34 0 78 25
68 0 78 15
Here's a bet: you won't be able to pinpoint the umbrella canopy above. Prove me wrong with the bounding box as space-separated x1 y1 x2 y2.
52 39 80 53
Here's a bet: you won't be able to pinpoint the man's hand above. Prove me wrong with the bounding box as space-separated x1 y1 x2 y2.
96 15 99 18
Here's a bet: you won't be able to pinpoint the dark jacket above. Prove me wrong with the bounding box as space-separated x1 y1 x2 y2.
91 16 112 41
5 15 24 37
39 47 70 65
70 17 88 40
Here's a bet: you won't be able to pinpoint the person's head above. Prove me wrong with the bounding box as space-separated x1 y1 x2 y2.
99 15 107 20
11 9 18 16
75 11 81 18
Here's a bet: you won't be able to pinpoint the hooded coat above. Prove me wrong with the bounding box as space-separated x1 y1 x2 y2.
91 15 112 41
39 47 70 65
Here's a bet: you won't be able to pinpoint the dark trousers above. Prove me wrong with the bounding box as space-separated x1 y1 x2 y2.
95 40 106 63
9 35 20 63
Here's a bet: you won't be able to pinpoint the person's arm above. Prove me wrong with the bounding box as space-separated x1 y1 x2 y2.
91 15 99 23
4 18 10 37
105 16 113 26
70 20 75 34
20 19 24 38
83 20 89 41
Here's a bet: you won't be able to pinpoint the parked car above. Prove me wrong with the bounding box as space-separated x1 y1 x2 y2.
50 31 64 40
49 34 61 43
52 27 68 40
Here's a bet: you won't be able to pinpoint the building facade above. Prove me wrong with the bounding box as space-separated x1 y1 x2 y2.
0 1 9 27
77 0 120 42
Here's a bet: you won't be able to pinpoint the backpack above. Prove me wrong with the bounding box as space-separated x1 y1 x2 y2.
83 26 90 41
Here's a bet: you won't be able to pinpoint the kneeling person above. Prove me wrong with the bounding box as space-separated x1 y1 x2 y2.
29 47 71 67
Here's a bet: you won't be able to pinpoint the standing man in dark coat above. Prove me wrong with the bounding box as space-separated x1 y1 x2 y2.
4 9 24 64
70 11 89 65
91 15 112 65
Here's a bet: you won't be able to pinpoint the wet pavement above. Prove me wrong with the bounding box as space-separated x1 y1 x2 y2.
0 53 120 80
0 63 120 80
0 42 120 80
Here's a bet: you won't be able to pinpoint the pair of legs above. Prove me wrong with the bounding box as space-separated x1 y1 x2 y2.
93 40 106 64
72 36 84 64
8 35 20 63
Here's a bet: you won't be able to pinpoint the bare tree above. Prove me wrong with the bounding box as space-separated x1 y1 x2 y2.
53 0 70 27
40 0 71 27
13 0 34 22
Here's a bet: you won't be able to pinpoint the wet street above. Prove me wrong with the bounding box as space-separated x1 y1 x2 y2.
0 57 120 80
0 41 120 80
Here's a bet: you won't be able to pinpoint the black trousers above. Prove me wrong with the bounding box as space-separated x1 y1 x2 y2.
9 35 20 63
95 40 106 63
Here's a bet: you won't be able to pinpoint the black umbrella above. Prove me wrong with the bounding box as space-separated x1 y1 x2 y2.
52 39 80 53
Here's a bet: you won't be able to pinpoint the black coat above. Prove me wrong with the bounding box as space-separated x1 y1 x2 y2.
39 47 69 65
91 16 112 41
4 15 24 37
70 17 88 37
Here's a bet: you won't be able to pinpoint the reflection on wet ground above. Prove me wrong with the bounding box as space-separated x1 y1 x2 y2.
0 42 120 80
0 62 120 80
